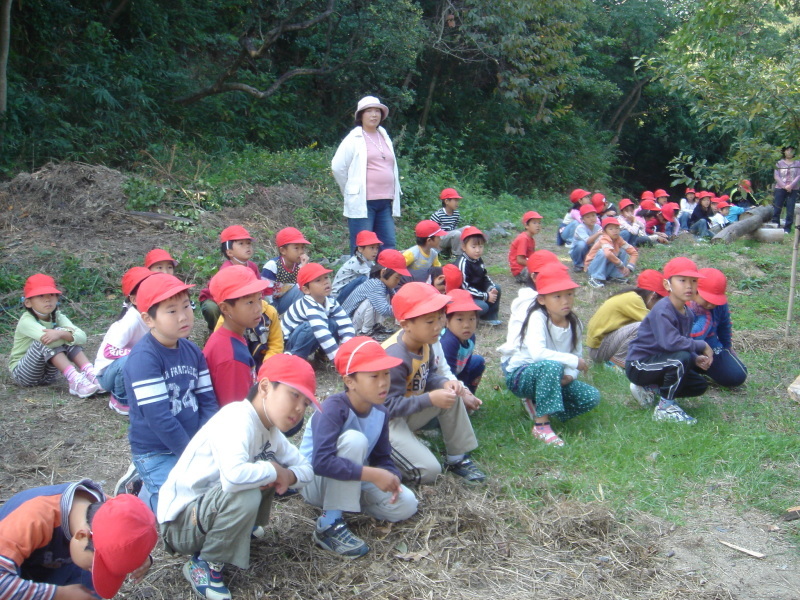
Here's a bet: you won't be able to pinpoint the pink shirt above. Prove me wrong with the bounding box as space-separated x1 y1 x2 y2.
364 131 396 200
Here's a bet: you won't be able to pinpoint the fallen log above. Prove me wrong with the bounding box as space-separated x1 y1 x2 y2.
711 206 773 244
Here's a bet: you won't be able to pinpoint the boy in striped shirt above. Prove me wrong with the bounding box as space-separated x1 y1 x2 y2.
430 187 465 258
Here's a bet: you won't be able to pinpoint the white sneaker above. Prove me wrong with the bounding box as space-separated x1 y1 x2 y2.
629 383 657 407
69 373 100 398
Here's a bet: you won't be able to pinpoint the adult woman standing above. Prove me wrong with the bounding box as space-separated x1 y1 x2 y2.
332 96 401 254
773 145 800 233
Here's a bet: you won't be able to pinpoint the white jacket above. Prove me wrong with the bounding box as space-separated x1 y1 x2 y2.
331 126 402 219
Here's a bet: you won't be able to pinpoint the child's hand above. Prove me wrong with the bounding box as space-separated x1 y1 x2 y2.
695 355 712 370
621 266 631 277
129 555 154 584
443 379 463 396
560 374 574 386
40 329 68 345
363 466 401 502
487 288 498 303
299 253 310 266
577 358 589 374
266 462 297 495
54 584 96 600
429 388 457 409
463 391 482 412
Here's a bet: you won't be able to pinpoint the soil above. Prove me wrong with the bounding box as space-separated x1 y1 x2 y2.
0 162 797 599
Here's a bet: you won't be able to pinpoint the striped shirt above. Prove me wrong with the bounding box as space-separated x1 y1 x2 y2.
430 208 461 231
341 278 394 318
281 296 355 360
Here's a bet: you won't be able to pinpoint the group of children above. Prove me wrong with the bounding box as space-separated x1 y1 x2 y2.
3 185 748 600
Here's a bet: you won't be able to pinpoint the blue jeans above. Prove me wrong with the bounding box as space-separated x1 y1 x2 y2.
569 240 589 269
587 249 629 282
284 318 342 358
348 199 396 254
133 450 179 513
678 212 691 230
335 275 367 305
665 221 679 237
97 356 129 405
273 285 304 315
620 230 651 247
558 220 579 247
773 188 798 231
690 219 710 238
474 286 502 321
457 354 486 394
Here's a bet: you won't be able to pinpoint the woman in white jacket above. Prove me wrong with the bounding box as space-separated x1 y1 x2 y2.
331 95 402 254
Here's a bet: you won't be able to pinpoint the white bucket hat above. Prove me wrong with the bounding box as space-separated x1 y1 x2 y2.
355 96 389 121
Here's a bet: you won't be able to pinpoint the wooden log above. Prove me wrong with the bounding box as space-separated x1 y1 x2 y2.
711 206 774 244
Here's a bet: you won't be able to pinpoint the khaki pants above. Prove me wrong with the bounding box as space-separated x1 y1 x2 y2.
351 299 380 336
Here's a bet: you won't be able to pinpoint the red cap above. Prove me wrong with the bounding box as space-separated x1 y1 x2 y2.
535 264 580 295
569 188 590 203
717 194 730 202
698 191 712 198
636 269 668 296
276 227 310 247
439 188 462 200
641 190 655 200
522 210 543 224
415 220 445 238
697 268 728 305
209 265 269 303
445 289 481 314
91 494 158 599
257 353 319 410
663 257 704 279
740 180 753 193
654 189 669 198
220 225 252 243
144 248 178 268
618 198 634 211
715 201 731 209
460 225 486 240
591 193 606 211
334 336 403 376
392 282 451 320
355 230 383 247
376 249 411 277
579 204 597 216
526 249 563 274
442 263 463 293
297 263 332 289
639 199 660 211
136 273 194 313
121 267 153 297
686 188 696 194
601 217 620 229
661 206 677 222
23 274 61 298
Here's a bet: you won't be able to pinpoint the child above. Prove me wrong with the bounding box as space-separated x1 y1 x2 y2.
557 188 591 246
262 226 311 314
300 337 418 558
332 230 382 303
204 266 271 407
440 289 485 402
282 262 355 362
125 273 219 512
498 264 600 446
618 198 653 247
430 187 465 257
428 266 446 293
456 226 502 325
585 269 667 370
9 274 101 398
689 192 715 238
402 220 444 282
689 268 747 387
382 283 486 484
645 205 668 237
654 189 670 206
585 217 639 288
158 354 317 600
0 481 157 599
508 210 542 283
199 225 263 331
772 144 800 233
144 248 178 274
625 257 714 424
95 267 153 415
442 263 463 293
569 204 602 273
341 249 409 339
661 204 680 237
678 188 698 230
710 200 731 232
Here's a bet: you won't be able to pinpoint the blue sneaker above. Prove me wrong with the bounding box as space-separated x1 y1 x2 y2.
653 401 697 425
313 519 369 558
183 554 231 600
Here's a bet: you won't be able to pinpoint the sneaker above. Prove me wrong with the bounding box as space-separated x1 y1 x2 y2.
587 277 605 288
609 277 630 284
251 525 266 539
69 373 100 398
313 519 369 558
114 463 142 497
629 383 658 407
83 369 106 393
521 398 537 420
483 319 503 326
604 361 624 373
108 395 129 416
183 555 231 600
573 265 584 273
445 456 487 484
653 401 697 425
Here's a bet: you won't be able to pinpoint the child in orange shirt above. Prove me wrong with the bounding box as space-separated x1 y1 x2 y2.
585 217 638 288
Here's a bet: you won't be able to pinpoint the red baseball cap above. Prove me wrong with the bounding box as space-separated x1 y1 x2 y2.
297 262 332 288
144 248 178 268
535 264 580 295
121 267 153 297
663 257 704 279
661 206 677 222
91 494 158 599
522 210 543 224
276 227 310 247
579 204 597 216
23 274 61 298
526 249 563 274
697 268 728 305
641 190 655 200
715 201 731 209
717 194 730 202
442 263 463 293
654 189 669 198
740 180 753 193
591 193 606 211
355 230 383 247
220 225 252 243
415 220 445 238
618 198 634 211
392 282 451 320
257 353 320 409
686 188 696 194
601 217 620 229
569 188 590 203
439 188 462 200
460 225 486 240
209 265 269 304
136 273 194 313
376 249 411 277
334 336 403 376
445 289 481 314
636 269 668 297
639 199 660 211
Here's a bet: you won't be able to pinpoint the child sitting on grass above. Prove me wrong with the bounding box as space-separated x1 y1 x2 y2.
440 290 485 410
9 273 101 398
402 220 444 282
557 188 591 247
456 226 502 325
626 257 714 424
332 230 382 303
499 264 600 446
618 198 653 247
300 337 418 558
508 210 542 283
569 205 602 273
430 187 466 258
144 248 178 274
262 227 311 314
585 217 639 288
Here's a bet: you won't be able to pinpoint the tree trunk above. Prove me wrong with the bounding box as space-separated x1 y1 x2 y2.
419 61 441 132
710 206 773 244
0 0 12 141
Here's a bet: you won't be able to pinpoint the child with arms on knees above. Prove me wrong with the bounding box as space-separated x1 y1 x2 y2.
585 217 638 288
569 205 602 273
557 189 591 247
158 355 316 600
430 188 466 258
509 211 542 283
456 226 502 325
332 230 382 303
626 258 714 424
440 290 485 411
300 337 418 558
262 227 311 314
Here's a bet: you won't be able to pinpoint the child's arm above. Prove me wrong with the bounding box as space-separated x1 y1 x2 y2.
260 259 279 300
310 404 367 481
402 249 415 267
382 344 436 418
366 282 394 318
714 304 734 350
331 257 358 295
456 257 489 301
195 354 220 426
262 303 285 359
328 301 355 355
522 312 580 376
